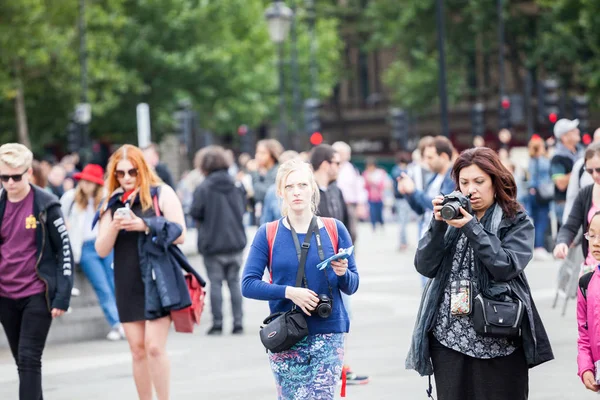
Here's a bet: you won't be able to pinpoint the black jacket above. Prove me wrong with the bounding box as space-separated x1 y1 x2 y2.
317 182 350 231
139 216 206 319
0 185 74 311
406 209 553 376
190 170 247 256
155 163 175 189
556 183 593 259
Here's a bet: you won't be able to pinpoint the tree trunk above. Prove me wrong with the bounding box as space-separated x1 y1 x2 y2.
13 60 31 148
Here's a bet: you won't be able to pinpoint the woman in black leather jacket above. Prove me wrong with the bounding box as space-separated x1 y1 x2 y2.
405 147 553 400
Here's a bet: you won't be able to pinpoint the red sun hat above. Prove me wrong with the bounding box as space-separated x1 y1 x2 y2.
73 164 105 186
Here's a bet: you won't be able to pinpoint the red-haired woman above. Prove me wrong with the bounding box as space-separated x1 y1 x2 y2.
406 147 553 400
95 145 186 400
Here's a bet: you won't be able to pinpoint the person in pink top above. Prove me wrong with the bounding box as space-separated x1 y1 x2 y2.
577 211 600 392
362 157 387 231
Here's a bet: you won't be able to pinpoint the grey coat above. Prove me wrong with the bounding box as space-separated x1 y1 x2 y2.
405 205 554 376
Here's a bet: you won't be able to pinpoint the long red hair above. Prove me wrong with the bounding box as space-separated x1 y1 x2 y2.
452 147 521 218
102 144 160 212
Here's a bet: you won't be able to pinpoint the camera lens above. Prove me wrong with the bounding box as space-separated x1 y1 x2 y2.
317 303 332 318
441 203 459 220
314 295 332 318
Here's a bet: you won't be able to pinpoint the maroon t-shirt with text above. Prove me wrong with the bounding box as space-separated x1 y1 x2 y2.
0 189 45 299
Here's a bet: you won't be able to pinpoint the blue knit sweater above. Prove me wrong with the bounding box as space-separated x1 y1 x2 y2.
242 218 359 334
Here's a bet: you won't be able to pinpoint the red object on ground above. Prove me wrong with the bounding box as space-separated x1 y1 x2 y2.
341 366 349 397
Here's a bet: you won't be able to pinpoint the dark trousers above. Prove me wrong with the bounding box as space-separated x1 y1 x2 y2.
0 293 53 400
430 336 528 400
204 252 244 328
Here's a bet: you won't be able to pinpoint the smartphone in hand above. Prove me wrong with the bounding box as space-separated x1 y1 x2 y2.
114 207 132 220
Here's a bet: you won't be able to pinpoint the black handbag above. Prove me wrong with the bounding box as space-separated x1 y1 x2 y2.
472 293 525 338
259 217 317 353
259 309 309 353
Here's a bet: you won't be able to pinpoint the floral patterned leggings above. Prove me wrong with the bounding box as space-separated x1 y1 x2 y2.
268 333 345 400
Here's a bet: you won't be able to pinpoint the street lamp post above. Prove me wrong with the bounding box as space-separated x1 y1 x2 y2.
305 0 318 99
78 0 91 163
435 0 449 137
290 0 302 150
265 1 294 149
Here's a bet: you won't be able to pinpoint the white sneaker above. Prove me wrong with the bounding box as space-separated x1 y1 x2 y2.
106 329 121 341
118 324 126 339
71 287 81 297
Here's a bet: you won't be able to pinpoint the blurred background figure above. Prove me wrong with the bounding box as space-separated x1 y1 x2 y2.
261 150 299 224
251 139 283 223
177 149 205 228
236 153 256 226
61 164 123 340
47 164 67 198
31 160 51 193
551 118 582 229
362 157 387 231
190 146 247 335
391 151 413 251
473 135 485 148
142 143 176 189
526 135 553 260
332 141 367 243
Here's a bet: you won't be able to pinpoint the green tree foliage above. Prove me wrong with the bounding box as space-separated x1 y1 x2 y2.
362 0 600 112
0 0 343 151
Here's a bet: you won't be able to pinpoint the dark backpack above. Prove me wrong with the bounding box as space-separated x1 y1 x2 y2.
579 271 594 299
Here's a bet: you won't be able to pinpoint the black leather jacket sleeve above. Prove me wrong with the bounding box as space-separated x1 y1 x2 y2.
47 204 74 310
414 218 448 278
556 185 588 246
461 214 534 282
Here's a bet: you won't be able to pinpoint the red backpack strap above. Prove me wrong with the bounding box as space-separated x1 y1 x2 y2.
266 220 280 283
321 217 339 252
152 194 161 217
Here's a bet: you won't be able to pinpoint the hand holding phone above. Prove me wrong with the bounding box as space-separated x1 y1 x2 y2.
114 207 132 220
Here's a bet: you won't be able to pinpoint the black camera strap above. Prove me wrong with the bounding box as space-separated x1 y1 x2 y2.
288 216 334 299
288 216 318 288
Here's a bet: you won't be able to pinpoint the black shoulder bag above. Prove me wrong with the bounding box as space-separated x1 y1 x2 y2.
259 217 317 353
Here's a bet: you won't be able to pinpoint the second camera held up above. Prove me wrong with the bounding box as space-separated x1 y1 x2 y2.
440 191 472 220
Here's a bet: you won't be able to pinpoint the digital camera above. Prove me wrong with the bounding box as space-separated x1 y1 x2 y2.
313 294 333 318
440 191 472 220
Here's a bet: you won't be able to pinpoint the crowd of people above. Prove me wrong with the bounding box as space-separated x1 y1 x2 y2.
5 118 600 399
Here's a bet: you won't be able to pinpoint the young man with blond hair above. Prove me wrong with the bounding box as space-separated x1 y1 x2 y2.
0 143 73 400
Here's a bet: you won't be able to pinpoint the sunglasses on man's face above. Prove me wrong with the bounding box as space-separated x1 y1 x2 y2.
114 168 138 179
0 170 27 183
586 167 600 175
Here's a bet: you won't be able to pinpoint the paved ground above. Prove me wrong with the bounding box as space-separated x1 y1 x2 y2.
0 222 596 399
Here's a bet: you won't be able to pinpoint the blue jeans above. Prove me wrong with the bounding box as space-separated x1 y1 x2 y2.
526 194 550 249
79 241 119 327
368 201 384 229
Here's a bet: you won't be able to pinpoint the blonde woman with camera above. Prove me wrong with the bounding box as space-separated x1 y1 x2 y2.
242 159 359 399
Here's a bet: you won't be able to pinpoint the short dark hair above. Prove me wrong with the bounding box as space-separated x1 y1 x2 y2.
198 145 230 175
310 144 336 171
428 136 454 159
395 150 412 165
